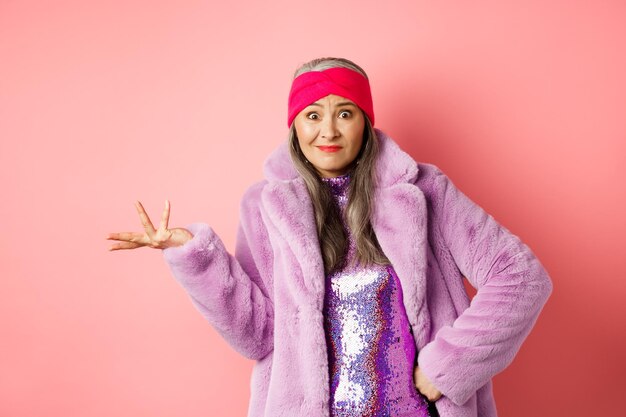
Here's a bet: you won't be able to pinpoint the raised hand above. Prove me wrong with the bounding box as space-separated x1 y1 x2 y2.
106 200 193 251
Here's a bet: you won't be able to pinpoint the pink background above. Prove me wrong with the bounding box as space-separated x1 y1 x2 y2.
1 1 624 416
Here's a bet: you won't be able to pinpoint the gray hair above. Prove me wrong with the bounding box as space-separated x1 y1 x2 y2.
293 57 369 79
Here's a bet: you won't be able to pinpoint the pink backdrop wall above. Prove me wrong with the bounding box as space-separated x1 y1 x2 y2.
1 1 624 416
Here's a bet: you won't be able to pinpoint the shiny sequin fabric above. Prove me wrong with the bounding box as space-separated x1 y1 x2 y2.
321 172 434 417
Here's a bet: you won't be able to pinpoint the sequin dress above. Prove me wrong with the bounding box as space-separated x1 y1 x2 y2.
321 172 434 417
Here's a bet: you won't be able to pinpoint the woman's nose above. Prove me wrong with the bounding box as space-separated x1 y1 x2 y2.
320 116 339 139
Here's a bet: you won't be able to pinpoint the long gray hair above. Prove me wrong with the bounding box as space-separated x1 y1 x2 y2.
288 57 390 275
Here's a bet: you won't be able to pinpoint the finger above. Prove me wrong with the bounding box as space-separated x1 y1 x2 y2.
106 231 148 244
160 199 170 231
135 200 156 239
108 241 143 251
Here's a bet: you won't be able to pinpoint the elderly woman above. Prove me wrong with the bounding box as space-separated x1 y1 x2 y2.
107 57 553 417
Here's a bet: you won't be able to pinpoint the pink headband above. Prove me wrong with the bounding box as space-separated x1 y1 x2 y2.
287 67 375 128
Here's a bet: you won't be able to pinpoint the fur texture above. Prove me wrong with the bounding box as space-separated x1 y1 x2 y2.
162 128 553 417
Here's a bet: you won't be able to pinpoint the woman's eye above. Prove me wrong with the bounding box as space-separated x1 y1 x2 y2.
306 112 319 120
339 110 351 118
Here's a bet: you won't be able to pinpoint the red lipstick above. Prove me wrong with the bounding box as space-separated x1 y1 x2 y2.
318 146 342 153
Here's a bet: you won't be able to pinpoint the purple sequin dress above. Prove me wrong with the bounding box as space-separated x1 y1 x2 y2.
321 172 433 417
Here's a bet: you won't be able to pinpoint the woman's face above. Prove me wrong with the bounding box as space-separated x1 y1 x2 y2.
293 94 365 178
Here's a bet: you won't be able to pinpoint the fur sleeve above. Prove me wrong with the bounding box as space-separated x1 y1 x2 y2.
416 166 553 406
162 181 274 361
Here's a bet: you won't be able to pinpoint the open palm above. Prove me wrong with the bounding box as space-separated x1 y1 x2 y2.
106 200 193 251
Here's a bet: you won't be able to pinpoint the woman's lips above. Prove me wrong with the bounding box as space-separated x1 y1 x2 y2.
317 146 342 153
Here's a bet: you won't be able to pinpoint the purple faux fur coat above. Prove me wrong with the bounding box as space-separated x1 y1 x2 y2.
162 128 553 417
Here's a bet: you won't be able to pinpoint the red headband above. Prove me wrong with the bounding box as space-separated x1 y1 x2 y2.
287 67 375 128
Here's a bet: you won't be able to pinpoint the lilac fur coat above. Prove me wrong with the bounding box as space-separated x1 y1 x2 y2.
162 128 553 417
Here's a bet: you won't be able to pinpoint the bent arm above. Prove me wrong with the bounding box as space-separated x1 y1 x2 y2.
162 187 274 361
417 167 553 406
